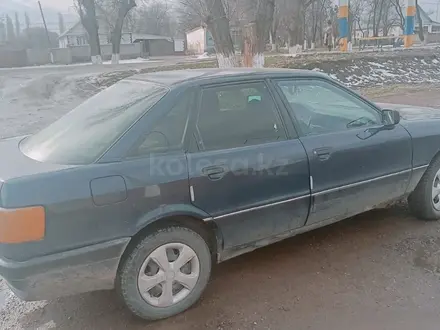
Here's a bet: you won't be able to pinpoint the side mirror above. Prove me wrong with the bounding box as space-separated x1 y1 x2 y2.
382 109 400 126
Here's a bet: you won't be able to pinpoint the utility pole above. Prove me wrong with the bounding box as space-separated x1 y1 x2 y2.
38 1 54 63
404 0 416 48
338 0 349 52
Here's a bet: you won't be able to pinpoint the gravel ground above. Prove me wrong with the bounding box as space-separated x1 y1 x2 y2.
1 80 440 329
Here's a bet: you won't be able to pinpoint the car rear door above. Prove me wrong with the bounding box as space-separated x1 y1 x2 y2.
187 80 311 249
273 78 412 225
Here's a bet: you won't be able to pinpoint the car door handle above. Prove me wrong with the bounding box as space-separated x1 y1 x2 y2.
313 147 332 161
202 166 226 181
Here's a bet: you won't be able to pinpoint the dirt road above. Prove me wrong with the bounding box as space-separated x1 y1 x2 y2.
2 87 440 330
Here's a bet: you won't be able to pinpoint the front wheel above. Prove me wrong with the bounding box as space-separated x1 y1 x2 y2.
116 226 212 320
408 157 440 220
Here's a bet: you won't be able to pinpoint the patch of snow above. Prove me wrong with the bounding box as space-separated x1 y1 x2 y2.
102 57 161 65
197 52 211 59
368 62 385 68
374 69 398 77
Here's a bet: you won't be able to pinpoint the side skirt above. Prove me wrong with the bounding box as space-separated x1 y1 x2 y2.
217 198 401 262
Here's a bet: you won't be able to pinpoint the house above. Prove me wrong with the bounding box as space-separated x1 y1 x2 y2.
415 5 440 34
132 34 178 56
59 11 133 48
186 26 241 55
186 27 215 55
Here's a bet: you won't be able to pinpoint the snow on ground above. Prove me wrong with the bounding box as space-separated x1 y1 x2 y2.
102 58 162 65
295 53 440 88
0 58 163 71
197 52 211 59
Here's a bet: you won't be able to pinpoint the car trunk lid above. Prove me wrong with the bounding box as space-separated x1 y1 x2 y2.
0 136 74 184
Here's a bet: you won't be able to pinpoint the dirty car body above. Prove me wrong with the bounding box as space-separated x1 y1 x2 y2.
1 69 440 317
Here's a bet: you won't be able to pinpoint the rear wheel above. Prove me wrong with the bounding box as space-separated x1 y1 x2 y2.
408 157 440 220
116 226 212 320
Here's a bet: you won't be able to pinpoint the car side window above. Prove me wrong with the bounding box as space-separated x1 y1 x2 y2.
276 79 382 135
127 93 191 157
195 82 286 151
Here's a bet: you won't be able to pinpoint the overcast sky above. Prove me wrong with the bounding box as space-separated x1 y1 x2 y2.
42 0 440 20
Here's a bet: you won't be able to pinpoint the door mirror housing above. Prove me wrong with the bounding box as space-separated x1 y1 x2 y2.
382 109 401 126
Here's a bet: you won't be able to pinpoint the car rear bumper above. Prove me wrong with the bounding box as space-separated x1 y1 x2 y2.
0 238 130 301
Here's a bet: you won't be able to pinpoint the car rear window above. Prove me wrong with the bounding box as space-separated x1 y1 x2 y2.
20 80 168 165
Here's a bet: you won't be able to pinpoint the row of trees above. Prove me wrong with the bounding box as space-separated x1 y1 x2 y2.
178 0 429 67
0 12 60 49
75 0 138 64
2 0 428 67
348 0 426 41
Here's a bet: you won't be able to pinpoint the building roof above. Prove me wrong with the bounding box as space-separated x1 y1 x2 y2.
186 26 205 34
59 5 134 40
58 21 82 39
127 68 327 87
132 34 172 42
418 5 440 26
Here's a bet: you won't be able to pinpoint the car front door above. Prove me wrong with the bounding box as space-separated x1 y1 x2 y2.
187 81 311 250
274 78 412 225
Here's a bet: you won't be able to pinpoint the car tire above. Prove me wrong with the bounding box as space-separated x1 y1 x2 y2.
116 226 212 320
408 157 440 220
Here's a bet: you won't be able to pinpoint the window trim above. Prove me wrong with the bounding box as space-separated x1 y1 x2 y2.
271 77 384 137
117 88 195 161
190 80 289 153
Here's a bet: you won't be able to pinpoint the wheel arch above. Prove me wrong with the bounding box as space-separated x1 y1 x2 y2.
120 207 223 268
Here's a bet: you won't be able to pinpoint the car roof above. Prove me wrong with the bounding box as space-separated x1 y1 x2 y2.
126 68 329 88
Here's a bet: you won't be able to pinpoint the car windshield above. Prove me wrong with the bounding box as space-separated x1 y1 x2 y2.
20 80 168 165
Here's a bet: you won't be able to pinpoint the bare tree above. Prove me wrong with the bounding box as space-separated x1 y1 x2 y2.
135 0 172 36
278 0 314 53
6 15 15 43
390 0 405 32
76 0 103 64
242 0 275 67
58 13 66 34
24 12 31 30
347 0 367 41
15 12 20 37
416 0 424 42
178 0 205 32
0 18 5 44
204 0 238 67
112 0 137 63
370 0 385 37
178 0 274 67
307 0 332 49
98 0 137 64
382 2 399 36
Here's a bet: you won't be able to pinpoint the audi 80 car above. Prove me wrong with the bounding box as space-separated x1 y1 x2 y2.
2 69 440 320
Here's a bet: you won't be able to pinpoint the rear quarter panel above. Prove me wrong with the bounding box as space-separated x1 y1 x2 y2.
0 154 203 262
